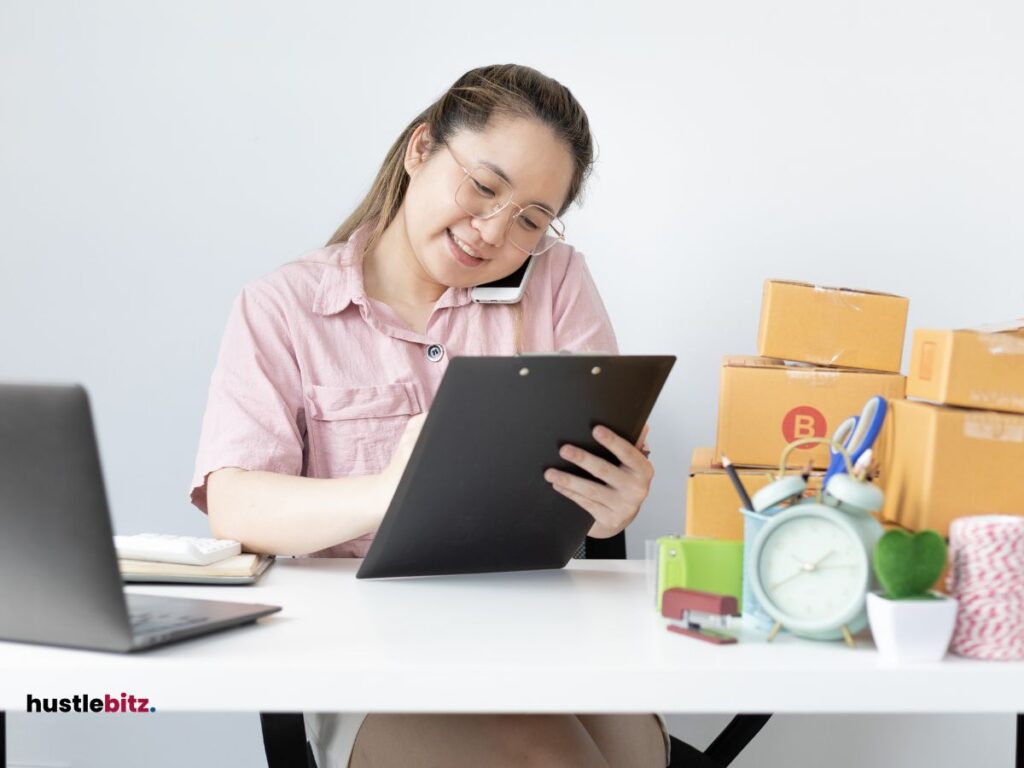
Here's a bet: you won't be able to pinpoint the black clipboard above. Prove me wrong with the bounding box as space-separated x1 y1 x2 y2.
357 355 675 579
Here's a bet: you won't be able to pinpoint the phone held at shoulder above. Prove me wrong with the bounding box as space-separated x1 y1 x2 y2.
470 256 535 304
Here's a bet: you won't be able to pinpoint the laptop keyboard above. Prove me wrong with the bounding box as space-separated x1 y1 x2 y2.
129 610 209 637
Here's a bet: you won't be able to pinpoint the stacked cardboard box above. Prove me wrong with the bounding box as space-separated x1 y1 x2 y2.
717 280 908 472
882 322 1024 537
686 447 824 540
715 356 906 472
686 279 909 540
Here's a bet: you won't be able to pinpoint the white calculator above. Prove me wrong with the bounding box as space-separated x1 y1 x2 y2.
114 533 242 566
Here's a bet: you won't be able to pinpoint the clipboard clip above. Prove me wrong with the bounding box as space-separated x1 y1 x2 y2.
661 588 740 645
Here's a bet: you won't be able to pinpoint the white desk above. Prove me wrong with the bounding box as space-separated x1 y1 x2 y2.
1 559 1022 714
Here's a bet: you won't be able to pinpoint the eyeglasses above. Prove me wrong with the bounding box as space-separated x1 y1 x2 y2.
443 144 566 256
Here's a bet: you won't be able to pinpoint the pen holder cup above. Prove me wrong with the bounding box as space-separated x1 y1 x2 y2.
741 508 775 630
645 539 660 609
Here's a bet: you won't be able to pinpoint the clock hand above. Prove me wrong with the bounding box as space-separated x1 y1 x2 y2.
771 549 841 589
808 549 836 569
769 568 807 590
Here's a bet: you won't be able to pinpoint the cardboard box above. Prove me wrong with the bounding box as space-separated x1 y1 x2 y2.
715 356 906 470
757 279 910 373
686 447 823 540
907 322 1024 415
881 399 1024 536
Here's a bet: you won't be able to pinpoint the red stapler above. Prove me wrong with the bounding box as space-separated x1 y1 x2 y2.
661 588 740 645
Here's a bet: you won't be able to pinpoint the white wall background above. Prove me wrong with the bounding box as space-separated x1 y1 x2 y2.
2 0 1022 765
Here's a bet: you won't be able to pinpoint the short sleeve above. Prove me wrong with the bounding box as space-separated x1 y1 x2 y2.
551 250 619 354
188 285 305 513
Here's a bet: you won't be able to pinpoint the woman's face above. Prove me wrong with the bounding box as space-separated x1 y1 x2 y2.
399 116 575 290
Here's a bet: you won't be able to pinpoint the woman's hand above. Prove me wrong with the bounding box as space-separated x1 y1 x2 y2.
544 424 653 539
377 413 428 508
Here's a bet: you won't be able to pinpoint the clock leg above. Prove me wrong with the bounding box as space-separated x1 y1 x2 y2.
840 625 854 648
767 622 783 642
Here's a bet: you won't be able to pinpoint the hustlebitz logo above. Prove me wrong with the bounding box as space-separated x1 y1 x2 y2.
26 692 155 713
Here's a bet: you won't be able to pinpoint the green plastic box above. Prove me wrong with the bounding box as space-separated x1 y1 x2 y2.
656 536 744 612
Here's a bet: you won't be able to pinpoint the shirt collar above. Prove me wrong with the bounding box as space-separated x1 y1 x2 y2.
312 226 474 316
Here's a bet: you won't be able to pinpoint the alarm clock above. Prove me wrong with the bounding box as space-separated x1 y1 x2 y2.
745 438 885 647
747 501 881 645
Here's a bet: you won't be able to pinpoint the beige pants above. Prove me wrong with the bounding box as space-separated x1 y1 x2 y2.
304 712 672 768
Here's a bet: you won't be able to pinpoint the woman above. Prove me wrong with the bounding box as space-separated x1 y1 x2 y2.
190 64 669 768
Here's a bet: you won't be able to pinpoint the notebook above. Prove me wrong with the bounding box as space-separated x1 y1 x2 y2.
119 554 275 585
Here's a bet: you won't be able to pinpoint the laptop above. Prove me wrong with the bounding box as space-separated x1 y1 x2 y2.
0 383 280 652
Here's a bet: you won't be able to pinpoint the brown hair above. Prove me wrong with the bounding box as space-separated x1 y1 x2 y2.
326 64 595 253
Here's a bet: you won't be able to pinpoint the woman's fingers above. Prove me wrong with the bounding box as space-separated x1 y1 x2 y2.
555 443 629 488
543 425 655 538
546 425 653 495
544 467 618 508
592 425 653 476
550 482 618 527
637 423 650 452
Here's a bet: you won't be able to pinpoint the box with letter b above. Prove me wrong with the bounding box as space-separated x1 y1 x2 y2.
715 356 905 471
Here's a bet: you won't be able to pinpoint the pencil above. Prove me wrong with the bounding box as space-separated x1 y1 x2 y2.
721 455 754 511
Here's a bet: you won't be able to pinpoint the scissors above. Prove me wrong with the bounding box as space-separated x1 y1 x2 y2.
822 395 888 485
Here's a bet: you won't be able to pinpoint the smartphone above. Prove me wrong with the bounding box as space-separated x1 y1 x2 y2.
470 256 535 304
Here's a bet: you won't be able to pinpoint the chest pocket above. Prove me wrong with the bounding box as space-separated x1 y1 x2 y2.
304 382 422 477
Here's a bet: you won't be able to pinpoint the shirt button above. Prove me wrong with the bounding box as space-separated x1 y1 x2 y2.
426 344 444 362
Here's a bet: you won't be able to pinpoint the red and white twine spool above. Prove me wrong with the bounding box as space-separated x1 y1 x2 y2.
947 515 1024 660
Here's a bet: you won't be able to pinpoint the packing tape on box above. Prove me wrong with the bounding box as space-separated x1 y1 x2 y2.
962 414 1024 443
977 334 1024 356
813 283 866 310
784 369 841 385
947 515 1024 661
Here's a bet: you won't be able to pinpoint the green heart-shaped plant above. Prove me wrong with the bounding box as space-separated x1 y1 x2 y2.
872 529 948 600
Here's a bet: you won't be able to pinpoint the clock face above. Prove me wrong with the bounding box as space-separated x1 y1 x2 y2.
756 510 868 627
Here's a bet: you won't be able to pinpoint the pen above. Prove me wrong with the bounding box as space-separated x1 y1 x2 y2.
853 448 873 481
720 455 754 511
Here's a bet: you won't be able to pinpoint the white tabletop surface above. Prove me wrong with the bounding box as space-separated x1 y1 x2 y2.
1 559 1021 713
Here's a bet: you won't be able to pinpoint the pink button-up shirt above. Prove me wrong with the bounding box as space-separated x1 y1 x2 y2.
189 231 618 557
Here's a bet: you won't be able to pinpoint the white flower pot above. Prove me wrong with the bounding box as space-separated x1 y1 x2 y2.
866 591 959 663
